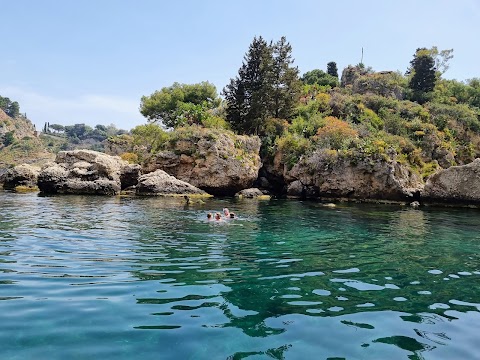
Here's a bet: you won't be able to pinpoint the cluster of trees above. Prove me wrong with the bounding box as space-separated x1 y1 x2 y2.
0 96 20 118
43 122 126 143
301 64 339 88
128 37 480 176
223 36 302 134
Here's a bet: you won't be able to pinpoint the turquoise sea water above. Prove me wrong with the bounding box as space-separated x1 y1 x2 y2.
0 192 479 360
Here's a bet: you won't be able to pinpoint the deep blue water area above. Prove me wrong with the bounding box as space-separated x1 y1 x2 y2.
0 192 479 359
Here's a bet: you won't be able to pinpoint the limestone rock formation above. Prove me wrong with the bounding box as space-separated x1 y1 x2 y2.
120 163 142 190
37 150 140 195
136 169 209 196
151 127 261 195
285 150 423 201
235 188 269 199
422 159 480 204
2 164 40 190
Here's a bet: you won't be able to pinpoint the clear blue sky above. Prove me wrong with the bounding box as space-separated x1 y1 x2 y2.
1 0 479 131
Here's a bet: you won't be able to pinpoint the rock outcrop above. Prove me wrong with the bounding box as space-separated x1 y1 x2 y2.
235 188 270 199
235 188 264 198
151 127 261 195
37 150 141 195
136 169 210 196
2 164 40 190
422 159 480 204
283 150 423 201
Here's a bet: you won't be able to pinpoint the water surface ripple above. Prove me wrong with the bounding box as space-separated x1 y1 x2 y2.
0 193 479 359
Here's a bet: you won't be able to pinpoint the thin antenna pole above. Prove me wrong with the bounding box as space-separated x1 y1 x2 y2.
361 47 364 64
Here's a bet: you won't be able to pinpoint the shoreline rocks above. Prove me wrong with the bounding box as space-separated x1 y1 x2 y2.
422 158 480 205
235 188 271 200
3 164 40 191
2 144 480 208
284 150 423 202
37 150 140 195
136 170 211 197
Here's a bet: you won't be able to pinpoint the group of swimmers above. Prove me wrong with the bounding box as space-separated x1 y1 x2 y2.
207 208 236 221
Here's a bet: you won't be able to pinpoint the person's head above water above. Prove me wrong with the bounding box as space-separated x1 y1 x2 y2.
229 212 235 219
223 208 230 216
207 213 212 220
215 213 222 220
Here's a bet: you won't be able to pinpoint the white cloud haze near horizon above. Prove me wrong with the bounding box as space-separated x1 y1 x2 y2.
0 86 145 131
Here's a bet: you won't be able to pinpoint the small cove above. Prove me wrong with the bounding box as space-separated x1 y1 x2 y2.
0 192 479 359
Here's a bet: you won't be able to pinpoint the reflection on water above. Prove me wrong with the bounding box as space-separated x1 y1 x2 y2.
0 193 479 359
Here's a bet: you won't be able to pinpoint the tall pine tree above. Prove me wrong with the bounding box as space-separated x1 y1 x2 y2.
407 48 437 104
223 36 271 134
223 36 300 135
327 61 338 78
268 37 301 120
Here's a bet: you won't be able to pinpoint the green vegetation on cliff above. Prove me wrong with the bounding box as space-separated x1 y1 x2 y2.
3 37 480 189
123 38 480 184
0 105 51 168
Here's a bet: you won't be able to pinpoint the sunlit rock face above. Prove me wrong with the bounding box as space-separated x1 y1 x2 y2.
38 150 141 195
136 169 209 196
150 127 261 196
2 164 40 190
282 150 423 201
422 158 480 204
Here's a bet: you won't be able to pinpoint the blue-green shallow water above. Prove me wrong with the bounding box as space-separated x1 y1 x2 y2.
0 193 479 360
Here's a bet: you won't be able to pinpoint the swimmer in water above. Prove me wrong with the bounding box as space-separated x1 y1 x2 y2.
214 213 222 221
223 208 230 217
207 213 213 221
229 212 236 219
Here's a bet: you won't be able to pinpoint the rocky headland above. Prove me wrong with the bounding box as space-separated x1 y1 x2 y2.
3 144 480 208
2 126 480 207
275 149 423 201
144 127 262 196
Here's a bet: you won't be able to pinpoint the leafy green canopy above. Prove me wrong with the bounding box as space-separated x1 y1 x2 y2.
140 82 220 128
301 69 339 87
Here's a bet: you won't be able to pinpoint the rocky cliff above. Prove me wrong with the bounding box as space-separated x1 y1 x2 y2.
150 127 262 195
2 164 40 190
422 159 480 205
268 149 423 202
